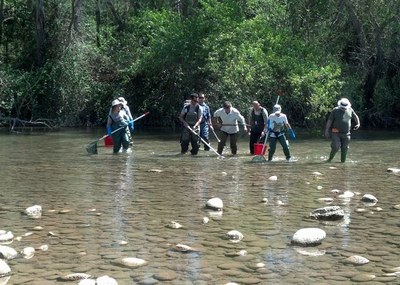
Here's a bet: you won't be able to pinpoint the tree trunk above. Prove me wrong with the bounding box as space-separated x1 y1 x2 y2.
35 0 45 67
106 0 124 31
0 0 4 47
95 0 101 47
69 0 82 39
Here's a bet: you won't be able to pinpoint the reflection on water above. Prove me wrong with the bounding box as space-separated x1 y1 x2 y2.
0 129 400 284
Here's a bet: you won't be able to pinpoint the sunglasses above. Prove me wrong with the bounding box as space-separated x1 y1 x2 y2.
198 97 205 99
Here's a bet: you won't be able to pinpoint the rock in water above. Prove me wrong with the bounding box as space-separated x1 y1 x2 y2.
0 259 11 277
60 273 92 281
291 228 326 246
226 230 244 242
120 257 147 268
310 206 344 221
24 205 42 218
0 231 13 244
0 245 18 260
361 194 378 203
206 198 223 211
96 275 118 285
345 255 370 265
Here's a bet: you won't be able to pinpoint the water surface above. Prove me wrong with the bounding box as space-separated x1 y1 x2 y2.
0 129 399 284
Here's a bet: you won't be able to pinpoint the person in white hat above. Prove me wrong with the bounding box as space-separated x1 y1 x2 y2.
266 104 294 162
106 99 131 153
324 98 360 162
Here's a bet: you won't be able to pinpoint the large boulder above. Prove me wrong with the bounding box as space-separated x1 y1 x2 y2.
310 206 344 221
291 228 326 246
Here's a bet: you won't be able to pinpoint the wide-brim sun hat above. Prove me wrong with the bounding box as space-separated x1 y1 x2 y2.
273 104 281 114
112 99 122 107
338 98 351 109
118 97 127 105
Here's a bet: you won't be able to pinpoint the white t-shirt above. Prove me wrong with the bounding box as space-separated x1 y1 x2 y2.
214 107 246 134
268 113 288 137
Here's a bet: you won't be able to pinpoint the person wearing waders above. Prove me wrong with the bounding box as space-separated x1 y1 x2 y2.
107 99 131 153
179 93 203 155
248 101 269 155
213 101 247 155
267 104 294 162
117 97 134 144
198 92 213 151
324 98 360 162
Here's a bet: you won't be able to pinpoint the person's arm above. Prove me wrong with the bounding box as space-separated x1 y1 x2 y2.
325 119 333 138
207 107 213 129
193 109 203 130
237 112 247 132
352 110 360 130
179 107 189 127
106 116 112 135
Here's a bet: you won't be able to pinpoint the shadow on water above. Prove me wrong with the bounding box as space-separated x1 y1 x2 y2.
0 128 399 284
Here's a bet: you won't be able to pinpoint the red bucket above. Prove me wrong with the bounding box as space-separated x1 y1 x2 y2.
104 135 113 147
254 143 267 155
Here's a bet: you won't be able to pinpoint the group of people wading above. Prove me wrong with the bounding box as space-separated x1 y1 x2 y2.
105 94 360 163
178 93 360 163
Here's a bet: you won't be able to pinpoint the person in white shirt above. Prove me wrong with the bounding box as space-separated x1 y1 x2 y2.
213 101 247 155
267 104 293 161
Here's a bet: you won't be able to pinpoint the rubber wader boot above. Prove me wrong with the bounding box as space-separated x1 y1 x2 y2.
341 149 348 163
327 150 336 162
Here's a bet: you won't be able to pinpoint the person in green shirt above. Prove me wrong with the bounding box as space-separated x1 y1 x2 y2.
324 98 360 162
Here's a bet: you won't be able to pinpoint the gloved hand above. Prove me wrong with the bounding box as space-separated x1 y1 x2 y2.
289 128 296 140
129 120 134 132
107 126 112 136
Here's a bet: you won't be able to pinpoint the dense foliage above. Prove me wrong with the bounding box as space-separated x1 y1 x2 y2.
0 0 399 129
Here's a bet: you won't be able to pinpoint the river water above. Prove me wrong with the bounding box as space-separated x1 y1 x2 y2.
0 129 399 285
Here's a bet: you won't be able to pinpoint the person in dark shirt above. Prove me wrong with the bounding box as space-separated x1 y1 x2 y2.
324 98 360 162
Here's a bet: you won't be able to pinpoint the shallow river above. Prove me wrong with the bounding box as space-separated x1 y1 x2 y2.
0 129 399 285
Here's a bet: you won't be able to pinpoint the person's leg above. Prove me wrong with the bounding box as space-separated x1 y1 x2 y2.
327 133 340 162
217 131 228 155
340 133 351 162
200 124 210 151
180 128 190 154
190 132 200 155
121 131 130 151
112 130 122 154
278 135 291 160
249 131 260 154
230 133 238 154
268 137 277 161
